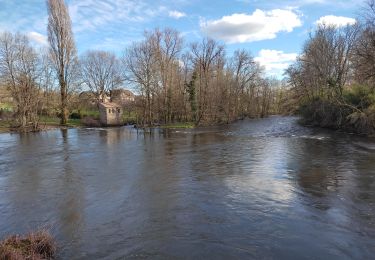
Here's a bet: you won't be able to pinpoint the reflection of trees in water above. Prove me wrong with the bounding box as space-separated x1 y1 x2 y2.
350 152 375 228
189 132 235 180
290 137 375 229
114 130 186 255
1 131 57 234
98 127 133 145
57 129 85 253
291 140 350 200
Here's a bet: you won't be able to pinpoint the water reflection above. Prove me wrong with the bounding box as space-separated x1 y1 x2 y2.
0 117 374 259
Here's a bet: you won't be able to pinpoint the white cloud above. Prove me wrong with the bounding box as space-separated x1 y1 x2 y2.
315 15 356 27
27 31 48 46
169 10 186 19
255 49 297 77
200 9 302 43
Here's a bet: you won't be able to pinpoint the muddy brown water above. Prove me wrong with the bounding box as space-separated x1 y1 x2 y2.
0 116 375 259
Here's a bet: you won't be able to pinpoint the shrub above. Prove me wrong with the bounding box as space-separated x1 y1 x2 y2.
0 109 13 120
0 230 56 260
298 97 351 129
343 84 375 110
82 116 101 127
69 112 81 119
346 108 375 135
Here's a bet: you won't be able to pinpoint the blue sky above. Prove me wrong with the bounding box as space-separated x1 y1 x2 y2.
0 0 362 77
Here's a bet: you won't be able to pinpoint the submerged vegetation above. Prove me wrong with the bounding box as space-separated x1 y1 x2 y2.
160 122 196 129
0 230 56 260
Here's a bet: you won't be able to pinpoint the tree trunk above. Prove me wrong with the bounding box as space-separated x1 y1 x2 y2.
60 76 68 125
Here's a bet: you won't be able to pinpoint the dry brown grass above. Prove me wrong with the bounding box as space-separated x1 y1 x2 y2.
0 230 56 260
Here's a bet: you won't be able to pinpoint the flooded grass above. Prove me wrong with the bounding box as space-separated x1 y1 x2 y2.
0 230 56 260
160 122 195 129
0 120 10 133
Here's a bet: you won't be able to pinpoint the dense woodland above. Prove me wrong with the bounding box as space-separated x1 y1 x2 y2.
1 0 375 134
286 0 375 135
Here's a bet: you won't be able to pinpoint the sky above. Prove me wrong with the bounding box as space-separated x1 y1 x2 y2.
0 0 363 78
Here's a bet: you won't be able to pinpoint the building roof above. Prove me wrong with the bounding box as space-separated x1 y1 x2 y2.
111 89 135 97
99 102 121 109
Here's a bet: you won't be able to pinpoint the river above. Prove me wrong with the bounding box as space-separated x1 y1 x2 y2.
0 116 374 259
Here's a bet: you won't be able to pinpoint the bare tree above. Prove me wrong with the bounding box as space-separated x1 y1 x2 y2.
146 28 183 123
0 32 41 131
121 30 273 126
229 49 263 120
80 50 123 104
39 50 56 116
289 24 359 100
354 0 375 86
123 40 156 126
362 0 375 27
46 0 78 125
190 38 225 125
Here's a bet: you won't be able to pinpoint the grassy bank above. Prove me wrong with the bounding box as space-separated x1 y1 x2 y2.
0 118 83 134
0 230 56 259
39 116 83 127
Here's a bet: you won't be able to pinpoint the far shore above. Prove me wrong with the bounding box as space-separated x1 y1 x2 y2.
0 120 199 134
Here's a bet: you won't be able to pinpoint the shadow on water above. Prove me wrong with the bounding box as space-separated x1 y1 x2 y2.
0 117 374 259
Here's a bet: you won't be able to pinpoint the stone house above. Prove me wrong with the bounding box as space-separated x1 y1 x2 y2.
99 102 123 126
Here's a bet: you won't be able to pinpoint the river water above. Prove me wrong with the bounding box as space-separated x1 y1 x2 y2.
0 116 374 259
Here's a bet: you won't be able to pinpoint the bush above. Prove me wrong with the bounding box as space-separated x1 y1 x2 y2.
69 112 81 119
82 116 101 127
346 108 375 135
298 97 351 129
299 96 375 135
0 230 56 260
343 84 375 110
0 109 13 120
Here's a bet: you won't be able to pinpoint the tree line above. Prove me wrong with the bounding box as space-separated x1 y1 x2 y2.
286 0 375 134
0 0 280 131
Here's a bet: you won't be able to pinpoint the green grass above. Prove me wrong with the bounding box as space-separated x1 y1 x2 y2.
39 116 83 127
74 109 100 117
122 111 137 124
0 102 13 111
160 122 196 129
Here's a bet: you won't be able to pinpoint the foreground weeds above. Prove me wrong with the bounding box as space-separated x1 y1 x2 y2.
0 230 56 260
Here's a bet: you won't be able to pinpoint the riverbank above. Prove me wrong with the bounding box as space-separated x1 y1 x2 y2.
0 118 83 134
0 119 197 134
298 98 375 137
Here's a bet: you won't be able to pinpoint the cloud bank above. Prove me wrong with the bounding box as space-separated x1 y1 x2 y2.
201 9 302 43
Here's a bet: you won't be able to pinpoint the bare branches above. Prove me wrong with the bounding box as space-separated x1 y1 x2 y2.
287 24 360 101
80 51 123 103
0 32 41 130
122 33 271 126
